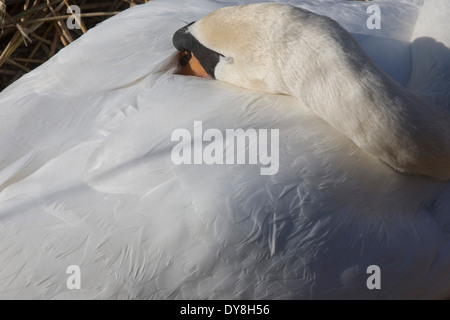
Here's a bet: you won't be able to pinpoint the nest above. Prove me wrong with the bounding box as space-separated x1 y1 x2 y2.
0 0 150 91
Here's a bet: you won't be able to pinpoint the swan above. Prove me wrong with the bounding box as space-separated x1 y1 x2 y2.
173 2 450 180
0 0 449 300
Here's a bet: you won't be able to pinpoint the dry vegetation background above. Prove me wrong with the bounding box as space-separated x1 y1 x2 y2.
0 0 150 91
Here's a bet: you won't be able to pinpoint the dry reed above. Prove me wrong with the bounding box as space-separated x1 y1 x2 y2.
0 0 150 91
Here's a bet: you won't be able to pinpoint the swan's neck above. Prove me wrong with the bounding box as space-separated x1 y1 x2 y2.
286 36 450 180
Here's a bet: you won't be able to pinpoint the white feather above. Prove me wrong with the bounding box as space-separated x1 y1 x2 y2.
0 0 449 299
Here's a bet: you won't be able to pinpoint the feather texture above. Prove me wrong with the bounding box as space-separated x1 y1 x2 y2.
0 0 449 299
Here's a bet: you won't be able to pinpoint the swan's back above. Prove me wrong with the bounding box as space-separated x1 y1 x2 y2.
407 0 450 110
0 0 449 299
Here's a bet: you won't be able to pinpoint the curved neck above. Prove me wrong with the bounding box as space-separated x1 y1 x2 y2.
288 47 417 148
285 37 450 179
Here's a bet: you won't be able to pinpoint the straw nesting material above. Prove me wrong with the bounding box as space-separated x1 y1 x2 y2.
0 0 150 91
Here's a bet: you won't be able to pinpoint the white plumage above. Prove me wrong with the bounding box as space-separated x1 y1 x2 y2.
190 3 450 179
0 0 449 299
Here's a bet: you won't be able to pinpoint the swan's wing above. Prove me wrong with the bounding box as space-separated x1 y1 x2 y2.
0 0 449 299
411 0 450 46
407 0 450 110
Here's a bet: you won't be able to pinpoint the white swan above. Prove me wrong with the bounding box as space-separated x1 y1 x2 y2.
0 0 449 299
173 2 450 180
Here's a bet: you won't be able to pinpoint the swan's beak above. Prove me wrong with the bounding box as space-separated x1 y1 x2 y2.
176 50 210 78
172 22 223 79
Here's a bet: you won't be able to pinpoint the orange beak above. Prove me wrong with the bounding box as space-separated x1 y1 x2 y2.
176 50 210 78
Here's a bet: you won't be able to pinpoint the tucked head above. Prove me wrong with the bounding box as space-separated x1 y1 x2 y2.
172 3 350 95
172 3 450 181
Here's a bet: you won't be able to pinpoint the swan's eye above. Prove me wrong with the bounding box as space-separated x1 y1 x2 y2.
179 50 192 66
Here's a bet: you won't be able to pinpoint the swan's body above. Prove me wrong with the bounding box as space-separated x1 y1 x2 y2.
0 0 449 299
176 3 450 180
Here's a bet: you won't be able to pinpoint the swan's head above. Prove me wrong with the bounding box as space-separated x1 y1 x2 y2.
173 3 349 96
